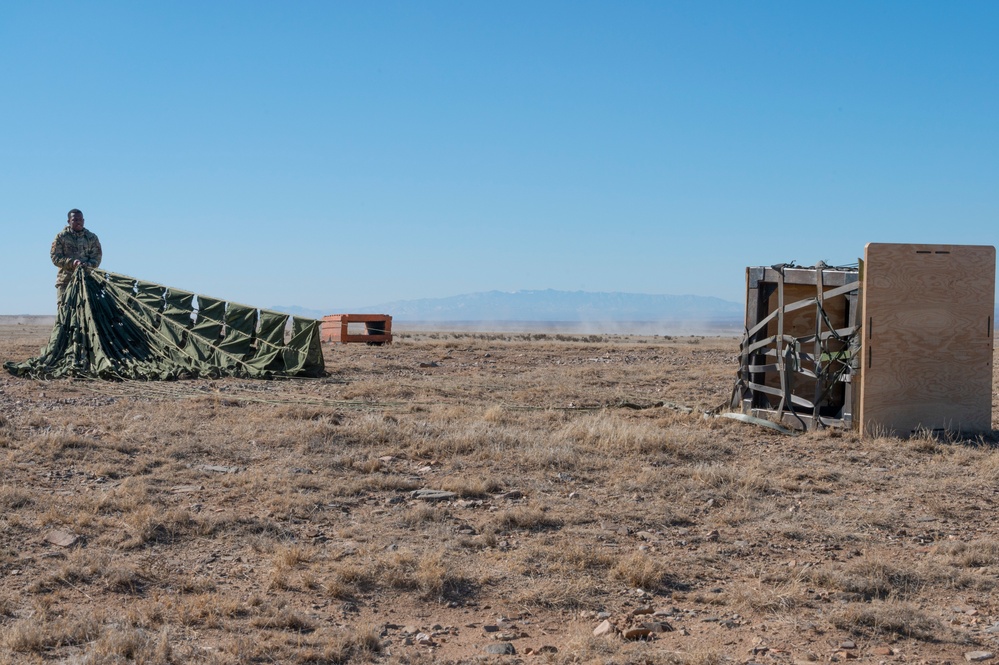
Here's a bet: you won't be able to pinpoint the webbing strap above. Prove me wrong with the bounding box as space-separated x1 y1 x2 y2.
734 266 861 429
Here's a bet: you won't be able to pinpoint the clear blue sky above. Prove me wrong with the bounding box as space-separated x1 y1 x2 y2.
2 1 997 315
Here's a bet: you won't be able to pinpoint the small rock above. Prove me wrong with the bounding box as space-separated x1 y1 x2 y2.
965 652 994 662
601 521 629 535
593 620 615 637
198 464 242 474
631 606 654 616
411 489 457 501
622 627 653 640
483 625 499 633
643 621 674 633
415 632 433 646
840 640 856 649
44 530 78 547
484 643 516 655
872 646 894 656
401 625 420 635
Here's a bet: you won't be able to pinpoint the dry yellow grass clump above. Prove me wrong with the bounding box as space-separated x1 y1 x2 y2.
1 322 999 663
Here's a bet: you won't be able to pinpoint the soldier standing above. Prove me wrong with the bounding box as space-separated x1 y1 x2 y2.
50 209 102 304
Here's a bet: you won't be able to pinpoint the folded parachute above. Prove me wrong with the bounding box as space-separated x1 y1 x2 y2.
4 269 325 380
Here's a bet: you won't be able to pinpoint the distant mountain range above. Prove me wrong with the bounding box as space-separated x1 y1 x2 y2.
273 289 745 324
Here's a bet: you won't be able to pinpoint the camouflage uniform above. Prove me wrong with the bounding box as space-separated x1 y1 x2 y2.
51 226 102 301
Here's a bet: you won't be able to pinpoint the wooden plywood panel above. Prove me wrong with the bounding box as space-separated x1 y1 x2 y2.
859 243 995 436
766 283 848 340
764 283 849 408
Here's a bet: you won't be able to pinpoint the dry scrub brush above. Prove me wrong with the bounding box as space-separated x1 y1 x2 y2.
2 330 999 662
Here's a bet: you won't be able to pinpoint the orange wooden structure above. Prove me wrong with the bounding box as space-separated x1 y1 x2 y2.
320 314 393 345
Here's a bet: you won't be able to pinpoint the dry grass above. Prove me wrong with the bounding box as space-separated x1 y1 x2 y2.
1 323 997 662
830 600 943 640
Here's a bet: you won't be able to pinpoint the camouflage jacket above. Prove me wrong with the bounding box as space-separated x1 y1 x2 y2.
51 226 102 288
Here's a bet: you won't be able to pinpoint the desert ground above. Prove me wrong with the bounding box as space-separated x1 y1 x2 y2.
2 321 999 664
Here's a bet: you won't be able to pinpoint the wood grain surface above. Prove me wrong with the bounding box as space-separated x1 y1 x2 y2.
859 243 995 436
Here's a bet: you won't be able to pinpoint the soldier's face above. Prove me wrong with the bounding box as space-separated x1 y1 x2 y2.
69 212 85 232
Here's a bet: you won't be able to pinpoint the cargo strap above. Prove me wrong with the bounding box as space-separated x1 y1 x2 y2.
731 264 861 430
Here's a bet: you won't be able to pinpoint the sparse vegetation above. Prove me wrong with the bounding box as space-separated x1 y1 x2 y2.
1 321 998 662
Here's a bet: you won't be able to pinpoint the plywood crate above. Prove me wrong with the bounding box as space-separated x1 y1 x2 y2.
733 243 995 436
735 264 861 431
859 243 994 436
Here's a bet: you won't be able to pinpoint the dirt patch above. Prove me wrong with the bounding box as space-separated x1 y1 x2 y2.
1 325 998 663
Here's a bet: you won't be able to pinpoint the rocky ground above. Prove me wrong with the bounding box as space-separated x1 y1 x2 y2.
2 323 999 664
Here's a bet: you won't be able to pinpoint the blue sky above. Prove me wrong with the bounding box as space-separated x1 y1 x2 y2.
2 1 997 315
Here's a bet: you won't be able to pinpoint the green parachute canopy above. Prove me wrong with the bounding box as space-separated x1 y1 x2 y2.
4 269 325 380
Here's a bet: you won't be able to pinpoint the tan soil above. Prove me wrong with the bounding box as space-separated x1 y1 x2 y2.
1 323 998 664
